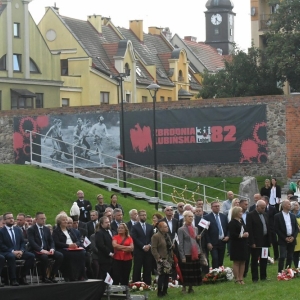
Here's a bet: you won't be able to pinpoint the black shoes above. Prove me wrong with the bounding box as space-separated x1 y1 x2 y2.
11 279 20 286
20 277 29 285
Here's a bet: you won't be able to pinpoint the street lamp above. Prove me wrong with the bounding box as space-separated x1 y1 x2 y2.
112 67 131 189
147 83 161 201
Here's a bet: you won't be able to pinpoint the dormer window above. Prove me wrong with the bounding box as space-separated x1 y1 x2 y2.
178 70 184 82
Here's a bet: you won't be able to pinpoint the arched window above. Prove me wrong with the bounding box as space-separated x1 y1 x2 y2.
0 55 6 70
178 70 183 82
125 63 130 76
30 58 40 73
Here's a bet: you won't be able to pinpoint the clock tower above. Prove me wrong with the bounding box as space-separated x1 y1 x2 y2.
205 0 235 55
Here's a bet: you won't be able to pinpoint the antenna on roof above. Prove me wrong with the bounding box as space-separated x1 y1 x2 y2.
54 2 56 7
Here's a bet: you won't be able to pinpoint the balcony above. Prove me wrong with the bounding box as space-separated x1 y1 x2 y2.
259 14 272 31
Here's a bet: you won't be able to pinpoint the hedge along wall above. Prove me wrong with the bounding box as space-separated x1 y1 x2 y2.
0 95 298 180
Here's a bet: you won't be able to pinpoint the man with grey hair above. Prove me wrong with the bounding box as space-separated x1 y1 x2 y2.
249 194 262 212
126 209 138 233
246 199 271 282
274 200 298 272
87 210 99 239
161 206 178 240
110 208 123 235
222 191 234 216
174 202 184 220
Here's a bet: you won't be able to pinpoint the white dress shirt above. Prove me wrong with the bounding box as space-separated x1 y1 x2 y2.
282 211 292 236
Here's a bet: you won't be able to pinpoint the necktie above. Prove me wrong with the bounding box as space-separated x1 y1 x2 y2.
10 228 16 247
40 227 47 249
215 214 223 238
142 223 146 234
22 227 27 239
259 214 267 235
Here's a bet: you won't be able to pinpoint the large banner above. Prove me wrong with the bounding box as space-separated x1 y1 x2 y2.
14 113 120 166
124 105 267 165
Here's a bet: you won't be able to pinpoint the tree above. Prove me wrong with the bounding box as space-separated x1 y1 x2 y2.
266 0 300 91
198 47 282 99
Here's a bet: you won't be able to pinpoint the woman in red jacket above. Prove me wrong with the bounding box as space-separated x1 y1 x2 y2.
112 223 134 285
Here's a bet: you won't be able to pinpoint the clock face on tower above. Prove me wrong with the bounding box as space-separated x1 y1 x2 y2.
211 14 222 25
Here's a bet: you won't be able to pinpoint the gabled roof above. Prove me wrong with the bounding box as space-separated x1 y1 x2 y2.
182 39 225 72
118 27 174 87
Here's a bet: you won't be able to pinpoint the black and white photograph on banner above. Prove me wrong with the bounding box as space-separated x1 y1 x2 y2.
13 113 120 168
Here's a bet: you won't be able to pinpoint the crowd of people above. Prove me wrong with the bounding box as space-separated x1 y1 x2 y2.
0 183 300 295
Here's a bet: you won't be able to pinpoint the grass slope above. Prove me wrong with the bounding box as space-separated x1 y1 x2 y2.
0 165 158 223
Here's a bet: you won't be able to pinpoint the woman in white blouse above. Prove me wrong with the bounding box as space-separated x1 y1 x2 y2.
52 213 86 282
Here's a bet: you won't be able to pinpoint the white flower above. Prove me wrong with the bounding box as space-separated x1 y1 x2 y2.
139 287 143 291
141 284 145 287
132 285 137 289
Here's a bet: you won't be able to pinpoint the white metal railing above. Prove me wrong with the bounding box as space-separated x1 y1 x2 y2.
26 130 248 209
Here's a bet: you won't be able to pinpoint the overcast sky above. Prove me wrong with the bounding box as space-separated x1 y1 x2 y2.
29 0 251 51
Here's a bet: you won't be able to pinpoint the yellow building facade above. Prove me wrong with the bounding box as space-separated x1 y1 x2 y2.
250 0 290 94
0 0 62 110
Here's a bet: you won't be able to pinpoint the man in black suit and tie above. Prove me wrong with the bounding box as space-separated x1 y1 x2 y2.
87 211 99 239
274 200 299 272
204 201 229 269
95 216 114 281
126 209 138 233
110 208 123 236
263 195 279 260
131 210 153 285
28 212 63 283
76 190 92 222
174 202 184 221
16 213 28 243
0 212 35 286
161 206 178 240
246 200 271 282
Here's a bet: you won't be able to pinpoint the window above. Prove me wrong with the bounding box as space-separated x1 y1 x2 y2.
13 54 21 72
160 96 165 102
11 97 33 109
61 59 68 75
142 96 147 103
14 23 20 37
100 92 109 104
168 97 172 102
0 55 6 70
178 70 184 82
230 29 233 36
215 28 219 35
30 58 40 73
62 98 70 107
0 91 2 110
36 93 44 108
125 94 131 103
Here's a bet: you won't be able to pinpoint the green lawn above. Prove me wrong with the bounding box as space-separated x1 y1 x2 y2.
0 164 293 298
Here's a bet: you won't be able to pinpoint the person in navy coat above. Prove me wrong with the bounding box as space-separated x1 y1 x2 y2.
274 200 299 273
131 210 154 285
203 201 229 268
0 212 34 286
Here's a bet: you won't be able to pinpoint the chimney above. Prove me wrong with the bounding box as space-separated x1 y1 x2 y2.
52 3 59 14
148 26 163 35
88 15 102 33
129 20 143 42
217 48 223 55
184 36 197 42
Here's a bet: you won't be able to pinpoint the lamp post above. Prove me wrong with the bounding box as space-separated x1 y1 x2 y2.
147 83 161 202
113 68 130 189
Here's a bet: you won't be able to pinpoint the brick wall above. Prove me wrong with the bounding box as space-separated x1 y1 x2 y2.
1 94 300 180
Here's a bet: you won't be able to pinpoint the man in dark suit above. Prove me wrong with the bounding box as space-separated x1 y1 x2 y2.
0 212 35 286
249 193 261 212
246 200 271 282
274 200 299 272
131 210 153 285
161 206 179 240
263 195 279 260
174 202 184 221
16 213 28 243
87 211 99 239
110 208 123 236
204 201 229 269
95 216 114 281
27 212 63 283
126 209 138 233
76 190 92 222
